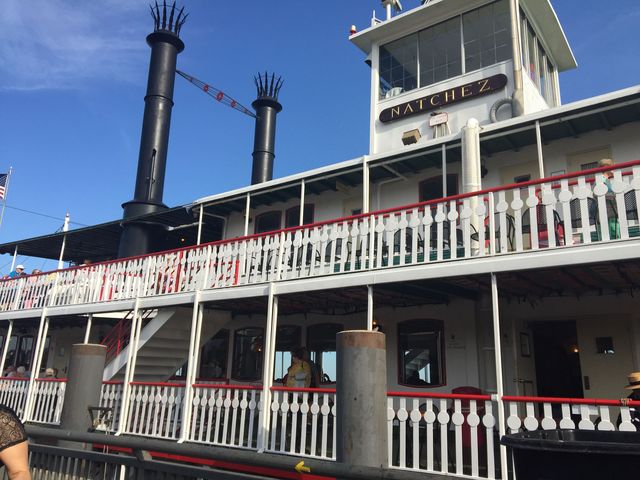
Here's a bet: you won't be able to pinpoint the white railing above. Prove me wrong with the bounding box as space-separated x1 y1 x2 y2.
267 387 336 460
187 385 262 449
0 378 29 417
99 381 124 432
387 392 498 479
0 161 638 313
29 378 66 425
503 395 639 433
124 382 185 440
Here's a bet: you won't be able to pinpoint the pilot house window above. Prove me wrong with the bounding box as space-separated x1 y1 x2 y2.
307 323 343 383
379 0 511 99
232 328 264 382
398 320 444 387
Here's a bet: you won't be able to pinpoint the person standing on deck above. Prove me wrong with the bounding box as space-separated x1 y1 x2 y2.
285 349 311 388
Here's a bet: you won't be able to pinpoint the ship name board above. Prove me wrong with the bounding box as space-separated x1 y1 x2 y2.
379 73 508 123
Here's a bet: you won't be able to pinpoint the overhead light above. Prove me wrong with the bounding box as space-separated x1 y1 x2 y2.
402 129 421 146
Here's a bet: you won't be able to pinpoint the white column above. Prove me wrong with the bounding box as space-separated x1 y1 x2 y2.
243 193 251 236
442 144 448 197
179 291 204 442
491 273 509 479
299 180 306 226
83 314 93 344
362 156 370 214
57 213 70 270
10 246 18 272
23 312 49 421
462 119 482 248
367 285 374 330
196 205 204 245
258 284 278 452
0 320 13 376
535 120 545 178
369 43 380 155
509 0 524 116
115 299 141 435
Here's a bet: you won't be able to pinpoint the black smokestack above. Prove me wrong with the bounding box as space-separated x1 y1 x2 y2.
251 72 283 184
118 1 187 258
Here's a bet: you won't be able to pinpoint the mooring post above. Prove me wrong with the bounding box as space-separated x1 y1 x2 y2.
336 330 388 469
59 344 106 449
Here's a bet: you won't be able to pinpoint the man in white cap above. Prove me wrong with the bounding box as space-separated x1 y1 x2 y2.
8 265 25 278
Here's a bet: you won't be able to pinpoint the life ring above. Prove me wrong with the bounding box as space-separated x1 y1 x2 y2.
490 97 514 123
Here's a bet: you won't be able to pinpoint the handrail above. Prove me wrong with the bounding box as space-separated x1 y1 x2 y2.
129 381 186 387
270 386 337 394
2 158 638 284
193 383 261 390
387 391 491 401
503 395 640 407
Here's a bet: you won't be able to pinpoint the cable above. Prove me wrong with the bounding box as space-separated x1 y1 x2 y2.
4 205 88 227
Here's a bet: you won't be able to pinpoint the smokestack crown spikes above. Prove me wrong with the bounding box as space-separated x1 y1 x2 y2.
150 1 188 36
254 72 283 102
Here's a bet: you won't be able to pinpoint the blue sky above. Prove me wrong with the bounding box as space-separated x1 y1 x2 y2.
0 0 639 272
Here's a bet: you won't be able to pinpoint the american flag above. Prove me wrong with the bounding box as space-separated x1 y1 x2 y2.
0 174 7 200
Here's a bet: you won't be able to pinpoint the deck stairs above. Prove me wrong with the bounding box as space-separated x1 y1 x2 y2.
102 307 231 382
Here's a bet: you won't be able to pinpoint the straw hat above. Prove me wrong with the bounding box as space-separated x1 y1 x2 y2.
624 371 640 390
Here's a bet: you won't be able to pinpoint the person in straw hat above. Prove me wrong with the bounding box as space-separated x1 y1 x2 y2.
620 371 640 428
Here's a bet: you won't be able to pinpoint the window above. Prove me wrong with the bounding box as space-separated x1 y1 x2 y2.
379 33 418 98
274 326 302 382
520 12 558 106
419 17 461 87
285 205 314 228
463 0 510 72
398 320 445 387
419 175 458 202
232 328 264 382
4 336 17 370
17 336 34 370
307 324 343 383
199 329 229 380
254 211 281 234
513 174 531 184
379 0 511 98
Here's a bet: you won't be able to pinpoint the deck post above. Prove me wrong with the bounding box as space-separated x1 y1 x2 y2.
367 285 374 330
23 311 49 422
243 193 251 236
115 298 141 435
299 180 306 226
491 273 509 479
258 284 277 452
179 291 203 443
0 320 13 376
59 343 107 448
10 246 17 272
535 120 545 178
336 330 387 468
196 205 204 245
83 314 93 344
362 155 370 214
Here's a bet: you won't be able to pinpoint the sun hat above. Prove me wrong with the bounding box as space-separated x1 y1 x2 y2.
624 371 640 390
16 265 24 270
45 368 55 377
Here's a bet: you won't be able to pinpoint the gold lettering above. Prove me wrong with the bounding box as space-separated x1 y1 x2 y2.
461 85 472 97
478 79 491 93
444 89 456 103
417 98 425 110
403 103 414 115
391 106 401 118
430 94 441 106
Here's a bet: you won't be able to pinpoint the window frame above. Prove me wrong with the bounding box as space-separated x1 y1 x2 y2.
274 325 303 382
285 204 315 229
307 323 343 384
254 210 282 234
397 319 446 388
231 327 264 382
198 329 230 381
419 174 459 202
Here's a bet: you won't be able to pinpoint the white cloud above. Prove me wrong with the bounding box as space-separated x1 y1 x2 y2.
0 0 153 90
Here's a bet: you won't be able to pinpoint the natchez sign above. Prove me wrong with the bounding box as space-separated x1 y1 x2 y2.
379 73 508 123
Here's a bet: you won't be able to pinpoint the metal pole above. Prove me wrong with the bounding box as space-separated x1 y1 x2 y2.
0 167 14 233
367 285 374 330
83 314 93 344
442 144 447 197
337 330 388 467
179 290 203 442
491 273 509 479
23 313 49 422
0 320 13 376
196 205 204 245
299 180 306 226
10 245 18 272
258 284 277 451
535 120 545 178
116 299 141 435
243 193 251 236
363 156 370 214
57 213 70 270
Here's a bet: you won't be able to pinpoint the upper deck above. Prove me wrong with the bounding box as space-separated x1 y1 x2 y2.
0 157 638 319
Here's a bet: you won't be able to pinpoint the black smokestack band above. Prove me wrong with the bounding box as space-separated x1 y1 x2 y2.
251 72 283 185
118 2 187 258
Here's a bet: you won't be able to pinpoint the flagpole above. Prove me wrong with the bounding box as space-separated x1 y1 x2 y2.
0 167 14 232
